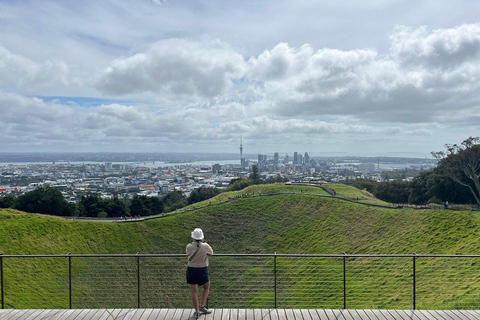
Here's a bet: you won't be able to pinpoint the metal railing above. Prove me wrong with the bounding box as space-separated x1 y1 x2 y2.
2 253 480 310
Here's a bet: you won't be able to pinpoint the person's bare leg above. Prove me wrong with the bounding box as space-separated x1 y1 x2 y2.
200 281 210 308
190 284 199 312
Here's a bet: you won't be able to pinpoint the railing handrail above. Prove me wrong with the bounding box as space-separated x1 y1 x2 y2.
2 253 480 258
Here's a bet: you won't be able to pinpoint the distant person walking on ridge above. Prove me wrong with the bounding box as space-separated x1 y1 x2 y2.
187 228 213 319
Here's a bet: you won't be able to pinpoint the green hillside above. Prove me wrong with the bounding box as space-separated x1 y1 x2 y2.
1 183 480 310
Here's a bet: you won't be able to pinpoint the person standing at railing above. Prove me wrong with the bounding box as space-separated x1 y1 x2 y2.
187 228 213 319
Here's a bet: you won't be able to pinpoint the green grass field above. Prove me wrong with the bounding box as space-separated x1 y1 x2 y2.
2 183 480 309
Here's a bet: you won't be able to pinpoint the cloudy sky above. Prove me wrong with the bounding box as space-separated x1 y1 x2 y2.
1 0 480 156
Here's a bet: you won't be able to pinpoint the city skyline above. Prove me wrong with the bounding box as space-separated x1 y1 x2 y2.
1 1 480 154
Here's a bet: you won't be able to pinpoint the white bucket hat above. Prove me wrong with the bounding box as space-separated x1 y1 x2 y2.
191 228 204 240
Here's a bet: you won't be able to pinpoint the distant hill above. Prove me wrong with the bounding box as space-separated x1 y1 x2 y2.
1 183 480 309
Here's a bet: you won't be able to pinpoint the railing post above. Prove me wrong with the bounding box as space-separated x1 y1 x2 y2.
343 253 347 309
274 252 277 309
68 253 72 309
137 253 140 308
413 253 416 310
1 253 4 309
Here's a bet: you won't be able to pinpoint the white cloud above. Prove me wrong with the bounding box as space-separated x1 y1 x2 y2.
97 39 246 100
0 46 70 93
243 24 480 123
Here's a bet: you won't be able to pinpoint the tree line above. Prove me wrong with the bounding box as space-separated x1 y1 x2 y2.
0 186 220 218
344 137 480 206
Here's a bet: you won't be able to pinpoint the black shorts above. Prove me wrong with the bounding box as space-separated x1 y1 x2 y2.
186 267 209 285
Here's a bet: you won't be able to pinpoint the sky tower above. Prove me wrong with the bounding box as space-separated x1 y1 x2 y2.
240 137 243 166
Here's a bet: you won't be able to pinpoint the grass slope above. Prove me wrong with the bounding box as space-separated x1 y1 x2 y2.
1 184 480 309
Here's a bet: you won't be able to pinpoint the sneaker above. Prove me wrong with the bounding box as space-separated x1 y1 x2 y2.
194 312 201 319
199 307 212 314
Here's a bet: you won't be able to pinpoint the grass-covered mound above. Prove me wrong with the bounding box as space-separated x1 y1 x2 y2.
1 184 480 310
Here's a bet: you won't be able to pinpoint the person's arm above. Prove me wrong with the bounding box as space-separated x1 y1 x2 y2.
206 243 213 256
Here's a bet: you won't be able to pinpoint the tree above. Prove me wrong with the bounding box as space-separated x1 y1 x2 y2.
130 195 150 216
249 165 260 183
188 187 220 204
432 137 480 205
14 186 73 216
0 194 16 208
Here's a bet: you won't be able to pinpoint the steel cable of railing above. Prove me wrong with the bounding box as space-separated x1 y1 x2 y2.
2 254 480 309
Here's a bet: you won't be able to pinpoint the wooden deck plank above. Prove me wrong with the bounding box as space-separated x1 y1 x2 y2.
261 309 271 320
163 309 177 320
231 309 240 320
292 309 305 320
300 309 312 320
171 308 185 320
246 309 255 320
435 310 458 320
152 309 170 320
385 310 406 320
434 310 454 320
146 309 160 320
10 309 37 320
309 310 329 320
0 309 22 320
441 310 466 320
69 309 94 320
416 310 438 320
0 309 17 320
103 309 124 320
182 309 194 320
36 309 62 319
351 310 369 320
276 309 287 320
6 309 32 320
397 310 422 320
458 310 480 320
378 310 395 320
322 309 338 320
90 309 109 320
238 309 247 320
0 310 13 318
56 309 79 320
331 309 348 320
343 309 357 320
270 309 280 320
305 310 319 320
455 310 476 320
284 309 297 320
393 310 412 320
131 309 148 320
425 310 446 320
355 310 374 320
362 309 382 320
253 309 263 320
222 309 231 320
140 309 155 320
212 308 224 320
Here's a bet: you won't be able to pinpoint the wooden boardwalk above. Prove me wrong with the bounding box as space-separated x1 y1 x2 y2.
1 309 480 320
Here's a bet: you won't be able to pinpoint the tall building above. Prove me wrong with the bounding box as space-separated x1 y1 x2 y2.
304 152 310 166
293 152 298 165
239 138 243 166
297 154 303 166
274 152 279 165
